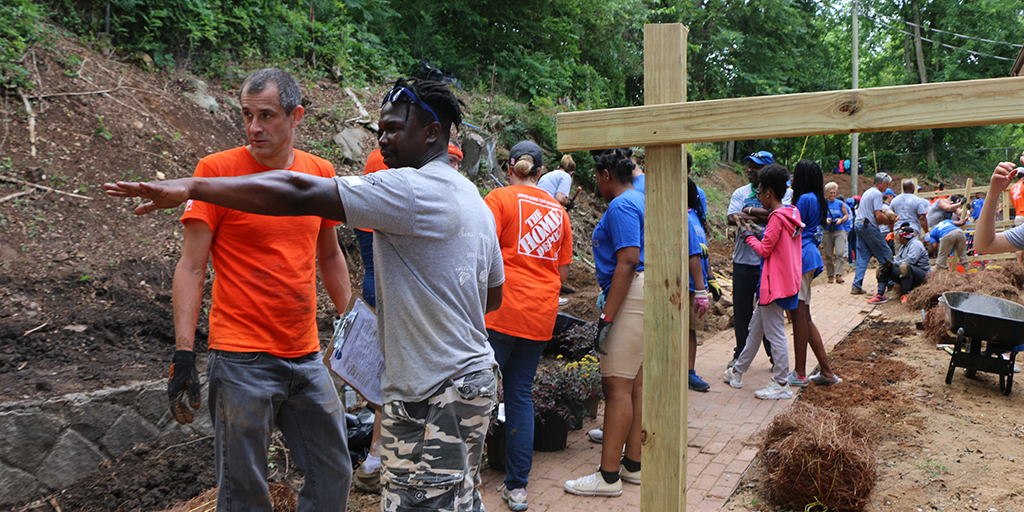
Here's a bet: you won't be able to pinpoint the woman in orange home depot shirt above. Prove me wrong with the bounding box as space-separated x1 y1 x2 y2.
484 141 572 511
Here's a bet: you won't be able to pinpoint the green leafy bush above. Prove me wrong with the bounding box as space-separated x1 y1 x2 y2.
1 0 45 89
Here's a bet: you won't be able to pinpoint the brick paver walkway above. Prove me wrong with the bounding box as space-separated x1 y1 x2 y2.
479 268 880 511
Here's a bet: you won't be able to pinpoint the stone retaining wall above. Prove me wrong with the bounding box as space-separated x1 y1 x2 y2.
0 380 212 508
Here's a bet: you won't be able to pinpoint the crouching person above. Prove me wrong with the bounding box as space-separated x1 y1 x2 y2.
891 224 932 301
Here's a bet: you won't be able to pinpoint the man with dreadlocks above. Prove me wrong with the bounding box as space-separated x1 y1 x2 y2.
105 77 505 512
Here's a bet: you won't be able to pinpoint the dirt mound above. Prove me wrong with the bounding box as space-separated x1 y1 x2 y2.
800 320 918 409
37 433 216 512
759 403 877 512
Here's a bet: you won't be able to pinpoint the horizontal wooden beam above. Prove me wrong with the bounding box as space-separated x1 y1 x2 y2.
556 77 1024 151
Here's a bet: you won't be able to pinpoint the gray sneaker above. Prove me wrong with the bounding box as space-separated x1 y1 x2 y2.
499 485 528 511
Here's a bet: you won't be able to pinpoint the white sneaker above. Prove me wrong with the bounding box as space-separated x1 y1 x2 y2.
564 471 623 497
620 467 641 485
587 428 603 443
723 367 742 389
754 380 793 400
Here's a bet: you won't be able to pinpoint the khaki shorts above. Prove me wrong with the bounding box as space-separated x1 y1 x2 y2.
688 290 706 331
797 271 815 303
600 272 644 379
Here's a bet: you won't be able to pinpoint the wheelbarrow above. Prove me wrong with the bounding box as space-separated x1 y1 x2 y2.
940 291 1024 395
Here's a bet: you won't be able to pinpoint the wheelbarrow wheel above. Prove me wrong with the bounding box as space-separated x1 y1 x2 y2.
964 368 977 379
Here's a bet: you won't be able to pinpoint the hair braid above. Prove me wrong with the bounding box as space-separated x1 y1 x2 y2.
387 78 465 137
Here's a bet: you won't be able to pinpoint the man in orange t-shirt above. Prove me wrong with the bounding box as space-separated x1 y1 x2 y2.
170 69 352 511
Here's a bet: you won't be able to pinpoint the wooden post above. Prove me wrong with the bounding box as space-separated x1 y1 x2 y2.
641 23 688 511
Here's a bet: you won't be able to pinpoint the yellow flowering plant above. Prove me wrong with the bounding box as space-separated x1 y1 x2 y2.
532 354 603 430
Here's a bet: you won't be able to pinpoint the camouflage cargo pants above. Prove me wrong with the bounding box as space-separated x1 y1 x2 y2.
380 368 496 512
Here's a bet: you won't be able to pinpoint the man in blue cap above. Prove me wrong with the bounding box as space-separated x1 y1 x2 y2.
726 151 792 367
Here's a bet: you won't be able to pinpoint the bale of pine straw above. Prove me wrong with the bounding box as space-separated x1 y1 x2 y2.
159 483 296 512
905 268 1022 311
758 403 877 512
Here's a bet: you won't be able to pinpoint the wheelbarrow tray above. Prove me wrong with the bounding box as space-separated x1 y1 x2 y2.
941 292 1024 395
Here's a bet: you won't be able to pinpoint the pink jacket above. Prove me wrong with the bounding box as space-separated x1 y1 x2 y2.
744 206 804 305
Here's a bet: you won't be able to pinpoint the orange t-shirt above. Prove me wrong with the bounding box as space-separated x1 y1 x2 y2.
484 186 573 341
357 149 388 233
181 147 340 357
1012 181 1024 216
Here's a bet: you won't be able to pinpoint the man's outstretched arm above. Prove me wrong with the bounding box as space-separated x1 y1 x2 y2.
105 170 347 222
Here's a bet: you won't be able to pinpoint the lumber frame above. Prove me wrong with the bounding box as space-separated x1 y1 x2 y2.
555 23 1024 511
557 76 1024 150
640 23 688 511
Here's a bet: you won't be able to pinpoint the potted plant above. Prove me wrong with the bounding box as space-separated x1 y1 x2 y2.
532 353 603 451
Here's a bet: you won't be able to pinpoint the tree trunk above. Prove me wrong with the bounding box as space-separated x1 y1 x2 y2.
909 0 936 169
910 0 928 84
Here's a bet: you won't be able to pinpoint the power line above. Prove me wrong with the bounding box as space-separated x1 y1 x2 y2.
869 16 1016 62
872 10 1022 48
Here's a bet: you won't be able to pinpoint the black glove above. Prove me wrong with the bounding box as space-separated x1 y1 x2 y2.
594 317 612 355
566 197 576 210
707 278 723 302
168 350 201 425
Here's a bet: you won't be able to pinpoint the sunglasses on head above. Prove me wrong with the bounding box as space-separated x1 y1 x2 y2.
381 87 440 126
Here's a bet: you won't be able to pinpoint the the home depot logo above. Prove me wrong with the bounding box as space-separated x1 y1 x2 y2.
518 195 563 260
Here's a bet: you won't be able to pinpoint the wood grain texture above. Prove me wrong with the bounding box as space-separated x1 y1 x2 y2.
640 23 689 512
557 76 1024 151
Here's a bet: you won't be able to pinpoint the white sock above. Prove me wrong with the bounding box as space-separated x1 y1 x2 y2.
362 454 381 473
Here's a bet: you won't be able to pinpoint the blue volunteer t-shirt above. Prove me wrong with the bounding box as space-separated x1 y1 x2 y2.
971 198 984 220
826 198 845 231
592 189 645 294
632 174 645 194
844 198 855 231
926 219 959 244
796 193 824 276
688 209 710 292
631 174 708 213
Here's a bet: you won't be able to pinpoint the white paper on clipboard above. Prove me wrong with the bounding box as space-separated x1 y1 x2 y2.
327 298 385 406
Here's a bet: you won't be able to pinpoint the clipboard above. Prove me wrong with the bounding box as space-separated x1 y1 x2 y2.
321 296 385 407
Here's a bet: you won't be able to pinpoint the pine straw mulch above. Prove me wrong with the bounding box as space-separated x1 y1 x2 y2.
904 263 1024 345
157 483 296 512
758 403 878 512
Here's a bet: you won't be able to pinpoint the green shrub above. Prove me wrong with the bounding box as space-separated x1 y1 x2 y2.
1 0 45 89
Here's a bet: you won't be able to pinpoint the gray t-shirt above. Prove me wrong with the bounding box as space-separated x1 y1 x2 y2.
334 159 505 403
926 201 957 229
890 193 928 233
727 183 793 266
856 186 884 227
894 238 931 272
1005 223 1024 250
537 169 572 199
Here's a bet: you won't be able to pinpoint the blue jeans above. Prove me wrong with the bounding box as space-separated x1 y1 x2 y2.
853 221 892 295
355 229 376 307
487 329 547 490
208 350 352 512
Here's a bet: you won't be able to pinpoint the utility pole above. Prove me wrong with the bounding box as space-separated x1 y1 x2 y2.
851 0 859 196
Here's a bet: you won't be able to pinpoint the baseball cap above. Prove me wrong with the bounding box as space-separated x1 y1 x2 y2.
885 188 895 196
743 151 774 166
510 140 542 169
897 224 916 239
448 143 463 160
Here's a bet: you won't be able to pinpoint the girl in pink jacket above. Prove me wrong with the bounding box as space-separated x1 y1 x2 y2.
723 164 803 400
